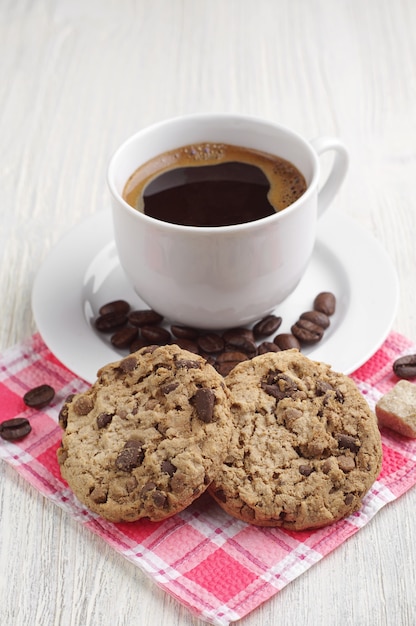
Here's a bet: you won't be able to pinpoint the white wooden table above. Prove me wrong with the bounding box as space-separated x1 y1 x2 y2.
1 1 415 624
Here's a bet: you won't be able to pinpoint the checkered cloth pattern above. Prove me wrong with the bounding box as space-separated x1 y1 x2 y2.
1 332 416 625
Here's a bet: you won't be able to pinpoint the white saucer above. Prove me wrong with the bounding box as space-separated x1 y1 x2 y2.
32 209 399 383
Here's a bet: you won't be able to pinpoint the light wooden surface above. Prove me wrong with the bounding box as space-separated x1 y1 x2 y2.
1 1 416 624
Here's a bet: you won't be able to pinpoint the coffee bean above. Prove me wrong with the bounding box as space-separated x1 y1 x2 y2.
129 337 150 353
192 388 215 423
0 417 32 441
140 325 171 344
222 327 255 343
173 337 200 353
197 333 225 354
313 292 336 316
224 335 257 357
95 312 128 333
23 384 55 409
253 314 282 338
170 325 199 340
111 326 138 349
215 350 248 375
273 333 300 351
300 310 330 329
257 341 281 355
291 318 324 344
393 354 416 379
99 299 130 316
128 309 164 327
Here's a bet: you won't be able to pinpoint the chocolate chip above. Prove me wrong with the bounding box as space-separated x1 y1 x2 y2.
115 442 144 472
73 395 94 416
161 460 177 477
253 314 282 338
299 464 314 476
23 384 55 409
336 434 360 453
96 413 113 429
344 493 354 505
0 417 32 441
392 354 416 379
315 381 334 396
152 491 168 507
313 292 336 316
193 388 215 423
338 455 355 472
261 372 298 400
99 300 130 316
161 382 179 394
128 309 164 327
175 358 201 369
140 481 157 497
118 356 138 373
213 488 227 503
90 485 108 504
58 394 75 429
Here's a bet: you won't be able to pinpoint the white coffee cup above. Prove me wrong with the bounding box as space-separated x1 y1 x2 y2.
107 113 348 329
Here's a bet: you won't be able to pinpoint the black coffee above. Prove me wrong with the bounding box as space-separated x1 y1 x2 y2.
123 143 306 227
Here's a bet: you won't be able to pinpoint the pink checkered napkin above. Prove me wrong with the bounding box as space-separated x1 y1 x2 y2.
1 333 416 626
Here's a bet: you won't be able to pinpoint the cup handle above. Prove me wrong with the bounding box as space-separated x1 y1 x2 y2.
309 137 349 218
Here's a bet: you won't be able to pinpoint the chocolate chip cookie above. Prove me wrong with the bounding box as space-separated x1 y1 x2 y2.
208 350 382 530
57 345 232 522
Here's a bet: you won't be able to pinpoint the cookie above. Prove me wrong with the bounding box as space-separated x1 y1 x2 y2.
208 349 382 530
57 344 232 522
375 380 416 438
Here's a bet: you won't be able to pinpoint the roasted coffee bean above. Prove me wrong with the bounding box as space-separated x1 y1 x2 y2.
23 384 55 409
129 337 150 353
0 417 32 441
128 309 164 327
140 325 171 344
224 336 257 357
257 341 281 355
192 388 215 423
111 326 138 349
197 333 225 354
215 351 248 376
170 325 199 340
99 299 130 316
300 310 330 329
273 333 301 351
313 291 336 316
222 327 255 343
291 318 324 344
393 354 416 379
172 338 200 353
95 312 128 333
253 314 282 338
